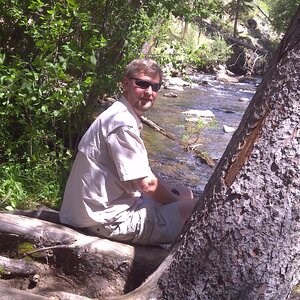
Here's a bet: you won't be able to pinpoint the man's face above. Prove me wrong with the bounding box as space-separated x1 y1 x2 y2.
123 71 161 117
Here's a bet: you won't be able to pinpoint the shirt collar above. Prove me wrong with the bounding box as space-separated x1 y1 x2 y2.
119 95 143 130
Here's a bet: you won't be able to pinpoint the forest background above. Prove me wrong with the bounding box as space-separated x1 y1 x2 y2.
0 0 298 211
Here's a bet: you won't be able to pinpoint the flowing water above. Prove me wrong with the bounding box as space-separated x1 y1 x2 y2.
143 74 259 198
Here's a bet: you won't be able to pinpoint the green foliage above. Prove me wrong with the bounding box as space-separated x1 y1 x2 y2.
159 0 223 21
189 34 233 69
225 0 254 20
152 17 232 73
0 152 71 210
0 266 9 277
0 0 108 209
267 0 299 33
17 242 36 257
0 0 104 163
182 117 218 147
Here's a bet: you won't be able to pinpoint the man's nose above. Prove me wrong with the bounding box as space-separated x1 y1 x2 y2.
144 86 153 94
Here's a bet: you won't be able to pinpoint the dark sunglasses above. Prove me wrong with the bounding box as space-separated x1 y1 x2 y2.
130 77 161 92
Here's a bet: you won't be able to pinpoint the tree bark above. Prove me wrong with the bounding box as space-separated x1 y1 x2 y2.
115 7 300 300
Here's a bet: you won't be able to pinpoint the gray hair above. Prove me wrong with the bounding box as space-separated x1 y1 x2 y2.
124 58 163 82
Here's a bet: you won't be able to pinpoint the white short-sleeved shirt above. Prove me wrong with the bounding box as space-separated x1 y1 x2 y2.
59 96 152 228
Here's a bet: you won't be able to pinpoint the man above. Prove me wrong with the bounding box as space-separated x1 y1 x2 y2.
59 58 196 245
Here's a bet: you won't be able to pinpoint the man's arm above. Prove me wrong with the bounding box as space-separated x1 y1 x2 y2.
130 173 183 204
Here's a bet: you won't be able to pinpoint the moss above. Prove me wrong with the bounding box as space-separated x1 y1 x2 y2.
0 265 11 277
17 242 36 258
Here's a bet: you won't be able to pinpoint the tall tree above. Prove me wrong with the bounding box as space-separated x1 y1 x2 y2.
225 0 254 37
118 6 300 299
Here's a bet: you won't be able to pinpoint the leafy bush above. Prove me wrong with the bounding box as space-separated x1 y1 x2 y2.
0 0 105 209
189 34 233 69
152 17 232 73
0 152 71 210
268 0 299 33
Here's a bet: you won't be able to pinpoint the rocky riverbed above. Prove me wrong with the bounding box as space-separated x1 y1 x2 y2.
143 70 260 198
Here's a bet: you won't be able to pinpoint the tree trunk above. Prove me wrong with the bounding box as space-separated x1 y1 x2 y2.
116 7 300 300
233 0 240 37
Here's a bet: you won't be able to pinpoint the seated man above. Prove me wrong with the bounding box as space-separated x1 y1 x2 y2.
59 58 196 245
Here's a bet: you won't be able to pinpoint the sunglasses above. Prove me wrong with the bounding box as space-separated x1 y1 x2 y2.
130 77 161 92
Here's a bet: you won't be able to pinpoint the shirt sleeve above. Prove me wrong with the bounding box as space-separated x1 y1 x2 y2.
106 126 152 181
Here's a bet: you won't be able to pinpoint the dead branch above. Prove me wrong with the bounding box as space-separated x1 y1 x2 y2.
0 256 51 276
141 116 215 167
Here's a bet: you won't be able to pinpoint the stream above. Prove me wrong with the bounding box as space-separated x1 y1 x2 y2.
143 73 260 198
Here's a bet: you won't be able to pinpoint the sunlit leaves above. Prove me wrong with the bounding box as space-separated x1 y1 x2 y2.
268 0 299 33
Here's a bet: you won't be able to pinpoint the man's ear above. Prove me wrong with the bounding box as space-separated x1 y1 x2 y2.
122 77 130 91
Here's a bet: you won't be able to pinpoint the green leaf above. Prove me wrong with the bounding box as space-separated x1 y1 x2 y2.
90 54 97 65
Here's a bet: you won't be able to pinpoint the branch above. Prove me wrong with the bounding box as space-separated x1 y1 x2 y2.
0 256 51 276
141 116 215 167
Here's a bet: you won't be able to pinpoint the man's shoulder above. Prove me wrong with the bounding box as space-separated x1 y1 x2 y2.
101 100 138 132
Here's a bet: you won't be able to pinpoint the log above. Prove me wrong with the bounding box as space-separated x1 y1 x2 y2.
0 283 98 300
201 19 270 55
0 284 49 300
0 256 51 276
0 209 168 299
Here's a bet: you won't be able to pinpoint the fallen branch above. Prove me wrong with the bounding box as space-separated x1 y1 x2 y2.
141 116 215 167
0 256 51 276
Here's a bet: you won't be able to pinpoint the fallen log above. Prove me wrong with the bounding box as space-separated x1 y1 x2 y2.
0 208 169 299
141 116 216 167
0 256 51 276
201 19 270 55
0 284 50 300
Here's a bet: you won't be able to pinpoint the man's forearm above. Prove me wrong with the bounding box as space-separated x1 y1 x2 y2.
144 179 180 204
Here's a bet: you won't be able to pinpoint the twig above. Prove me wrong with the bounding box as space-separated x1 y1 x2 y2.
23 245 70 257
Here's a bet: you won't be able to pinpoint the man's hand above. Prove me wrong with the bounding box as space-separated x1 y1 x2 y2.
130 173 193 204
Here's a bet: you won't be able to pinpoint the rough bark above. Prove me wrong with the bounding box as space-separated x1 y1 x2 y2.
0 209 168 299
116 7 300 300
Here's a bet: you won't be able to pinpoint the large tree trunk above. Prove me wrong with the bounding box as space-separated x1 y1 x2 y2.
116 7 300 300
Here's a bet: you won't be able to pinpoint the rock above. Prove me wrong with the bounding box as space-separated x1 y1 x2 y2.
167 77 190 86
238 75 256 83
247 18 257 30
223 125 236 133
215 72 239 83
182 109 215 118
238 97 251 102
163 76 191 91
185 117 199 123
163 85 184 91
163 92 178 98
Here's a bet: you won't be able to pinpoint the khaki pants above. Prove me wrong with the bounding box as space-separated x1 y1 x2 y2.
84 197 183 246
